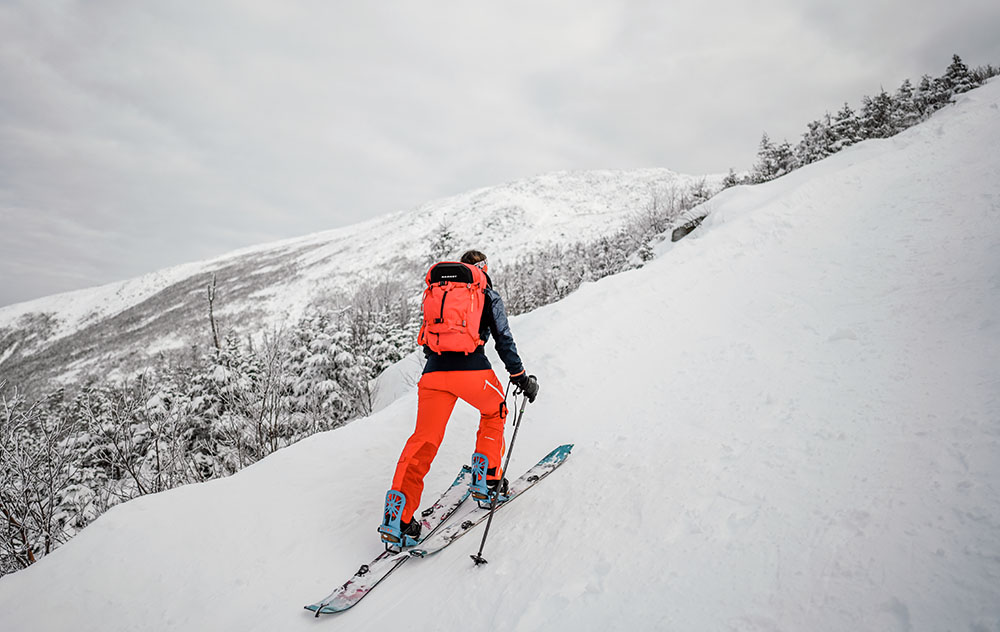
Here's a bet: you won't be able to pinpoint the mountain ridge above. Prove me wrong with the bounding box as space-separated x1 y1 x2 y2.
0 167 718 392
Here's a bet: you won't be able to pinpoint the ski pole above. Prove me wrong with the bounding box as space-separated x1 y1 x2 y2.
470 379 534 566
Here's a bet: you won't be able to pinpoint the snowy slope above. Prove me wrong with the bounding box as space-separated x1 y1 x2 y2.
2 83 999 631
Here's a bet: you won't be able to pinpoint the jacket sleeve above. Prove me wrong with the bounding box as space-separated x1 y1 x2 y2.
484 287 525 376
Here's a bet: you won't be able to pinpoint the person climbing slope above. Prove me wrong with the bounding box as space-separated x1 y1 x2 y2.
378 249 539 547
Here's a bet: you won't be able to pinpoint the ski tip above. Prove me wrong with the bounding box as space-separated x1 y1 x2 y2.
545 444 574 460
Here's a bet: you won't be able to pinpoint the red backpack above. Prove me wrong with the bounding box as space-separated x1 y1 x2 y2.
417 261 488 354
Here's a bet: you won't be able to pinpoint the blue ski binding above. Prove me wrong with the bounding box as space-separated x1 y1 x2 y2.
470 452 509 507
378 490 418 551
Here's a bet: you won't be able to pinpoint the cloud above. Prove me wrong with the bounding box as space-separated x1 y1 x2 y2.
2 0 999 306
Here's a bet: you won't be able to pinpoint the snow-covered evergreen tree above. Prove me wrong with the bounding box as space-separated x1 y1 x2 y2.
426 222 457 265
831 102 862 149
892 78 922 130
721 168 741 189
287 312 365 428
942 54 975 95
860 89 897 139
796 114 837 166
751 133 779 183
914 75 937 118
929 76 955 111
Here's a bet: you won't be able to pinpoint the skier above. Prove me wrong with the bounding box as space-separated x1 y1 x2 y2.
378 249 539 547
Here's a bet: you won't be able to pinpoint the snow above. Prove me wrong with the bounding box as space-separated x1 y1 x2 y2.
0 261 212 346
2 82 1000 631
142 334 189 356
0 340 17 365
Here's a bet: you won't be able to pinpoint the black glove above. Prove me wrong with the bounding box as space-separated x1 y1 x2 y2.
511 373 539 403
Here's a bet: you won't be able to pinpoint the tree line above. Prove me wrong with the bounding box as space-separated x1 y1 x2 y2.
727 54 999 186
0 281 415 575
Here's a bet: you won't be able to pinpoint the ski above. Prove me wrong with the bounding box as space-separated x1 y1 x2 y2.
304 464 473 616
409 444 573 558
303 444 572 616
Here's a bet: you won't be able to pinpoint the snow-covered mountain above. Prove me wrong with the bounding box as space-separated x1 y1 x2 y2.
2 81 999 631
0 168 713 392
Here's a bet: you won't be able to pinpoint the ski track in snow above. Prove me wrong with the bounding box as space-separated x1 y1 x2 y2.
1 82 1000 631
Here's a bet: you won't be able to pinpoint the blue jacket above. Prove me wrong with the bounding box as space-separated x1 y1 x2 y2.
422 275 525 376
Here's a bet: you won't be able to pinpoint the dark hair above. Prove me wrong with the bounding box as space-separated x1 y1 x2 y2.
460 250 487 265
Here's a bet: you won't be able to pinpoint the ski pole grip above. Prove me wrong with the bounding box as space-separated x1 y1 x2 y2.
520 375 539 403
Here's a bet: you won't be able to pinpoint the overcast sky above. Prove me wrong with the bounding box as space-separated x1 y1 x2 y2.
2 1 999 307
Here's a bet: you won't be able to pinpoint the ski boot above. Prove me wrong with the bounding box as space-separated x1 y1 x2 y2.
377 490 421 551
470 453 509 507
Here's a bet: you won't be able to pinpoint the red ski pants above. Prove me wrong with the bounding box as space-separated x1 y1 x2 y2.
391 370 507 523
